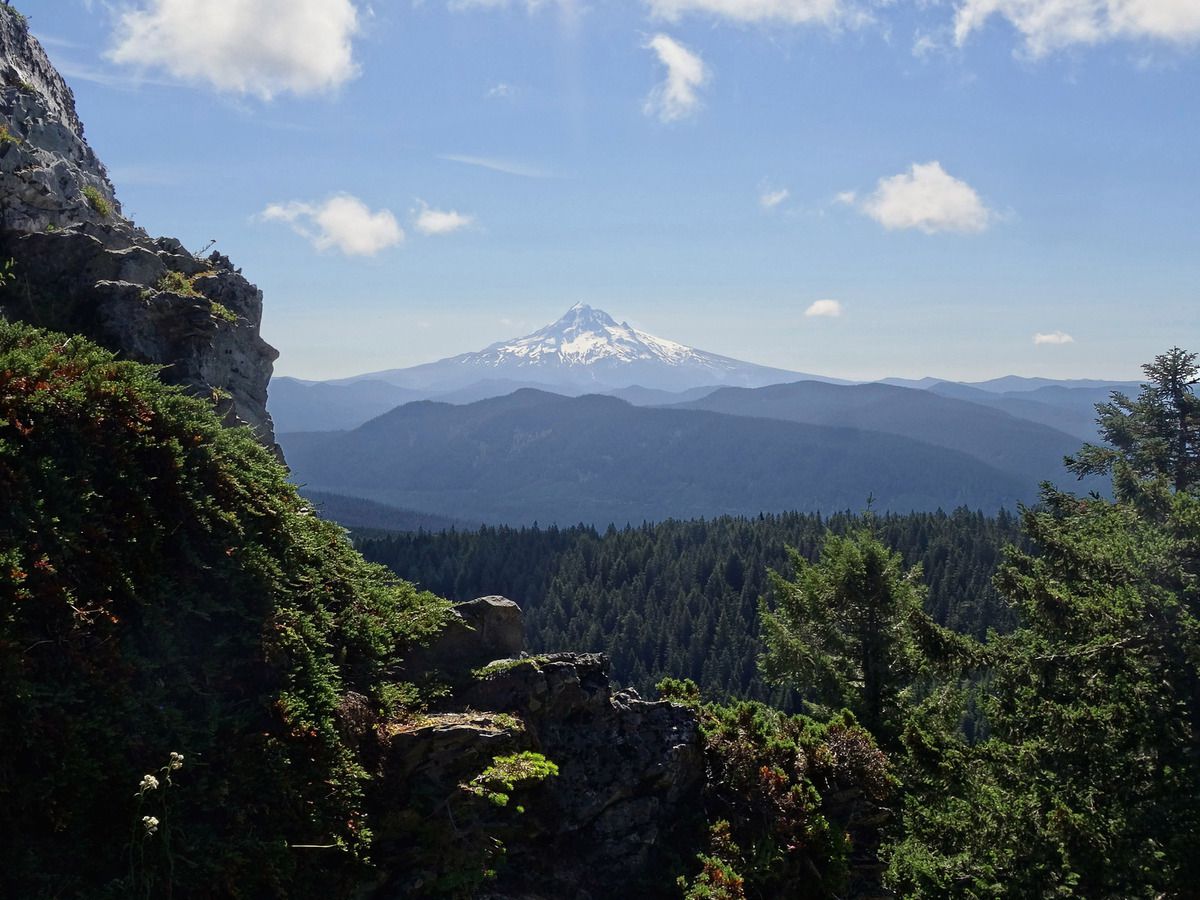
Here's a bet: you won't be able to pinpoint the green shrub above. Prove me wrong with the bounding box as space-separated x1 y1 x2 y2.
462 751 559 810
0 320 451 898
210 300 237 323
82 184 112 218
156 269 198 297
663 684 893 899
0 124 19 146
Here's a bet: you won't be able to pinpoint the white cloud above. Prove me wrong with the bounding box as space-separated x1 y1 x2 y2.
644 34 708 122
413 201 476 236
108 0 361 99
854 162 992 234
955 0 1200 56
805 299 843 317
260 195 403 256
645 0 850 26
760 186 790 209
1033 330 1075 345
486 82 515 99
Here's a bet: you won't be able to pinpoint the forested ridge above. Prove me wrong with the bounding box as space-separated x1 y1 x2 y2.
358 508 1024 701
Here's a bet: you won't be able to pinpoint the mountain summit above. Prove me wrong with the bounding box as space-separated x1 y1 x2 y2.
474 302 707 368
337 303 823 394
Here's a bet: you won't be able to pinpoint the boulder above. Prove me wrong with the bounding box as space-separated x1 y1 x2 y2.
402 595 525 678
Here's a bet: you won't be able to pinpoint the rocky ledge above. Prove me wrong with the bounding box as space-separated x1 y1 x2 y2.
0 8 278 445
362 596 706 898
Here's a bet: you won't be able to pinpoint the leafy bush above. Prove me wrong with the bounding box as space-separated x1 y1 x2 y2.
663 680 893 899
0 319 451 898
0 123 19 145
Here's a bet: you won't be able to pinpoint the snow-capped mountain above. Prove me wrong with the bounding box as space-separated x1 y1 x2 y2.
336 303 829 394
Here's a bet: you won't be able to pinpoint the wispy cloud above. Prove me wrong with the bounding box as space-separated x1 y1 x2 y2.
805 299 843 318
848 162 993 235
108 0 361 100
413 201 476 236
439 154 557 178
644 0 853 27
1033 330 1075 345
760 186 790 210
260 194 403 256
643 34 708 122
486 82 515 99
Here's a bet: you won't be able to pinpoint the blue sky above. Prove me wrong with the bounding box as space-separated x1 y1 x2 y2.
21 0 1200 381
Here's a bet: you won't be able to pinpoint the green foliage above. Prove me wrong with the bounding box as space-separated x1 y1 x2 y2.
374 680 422 719
760 527 971 744
2 4 26 25
383 742 557 897
673 692 892 899
82 184 112 218
0 123 20 145
679 822 746 900
461 751 559 809
17 79 35 92
888 348 1200 898
471 654 551 679
0 319 451 898
359 508 1022 702
0 257 14 289
210 300 238 323
656 675 702 707
156 269 199 297
1067 346 1200 496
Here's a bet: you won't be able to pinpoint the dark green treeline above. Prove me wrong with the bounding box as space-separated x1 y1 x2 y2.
357 508 1023 700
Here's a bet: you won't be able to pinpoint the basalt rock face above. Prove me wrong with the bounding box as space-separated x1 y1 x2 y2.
370 597 707 898
0 8 278 445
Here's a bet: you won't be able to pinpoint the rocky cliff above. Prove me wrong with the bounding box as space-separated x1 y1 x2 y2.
0 6 277 444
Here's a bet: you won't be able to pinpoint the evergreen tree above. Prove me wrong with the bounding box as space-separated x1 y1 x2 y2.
889 348 1200 898
1067 346 1200 496
759 527 965 745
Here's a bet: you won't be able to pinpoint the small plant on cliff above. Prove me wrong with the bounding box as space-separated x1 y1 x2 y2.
0 258 14 289
156 269 199 297
0 124 20 146
210 300 237 323
82 184 112 218
126 752 185 897
462 751 559 811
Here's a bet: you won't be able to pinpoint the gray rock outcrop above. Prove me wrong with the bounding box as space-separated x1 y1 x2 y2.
0 8 278 445
378 652 705 899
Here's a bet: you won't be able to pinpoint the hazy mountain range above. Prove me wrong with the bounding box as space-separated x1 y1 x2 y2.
274 305 1133 528
269 305 1137 435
